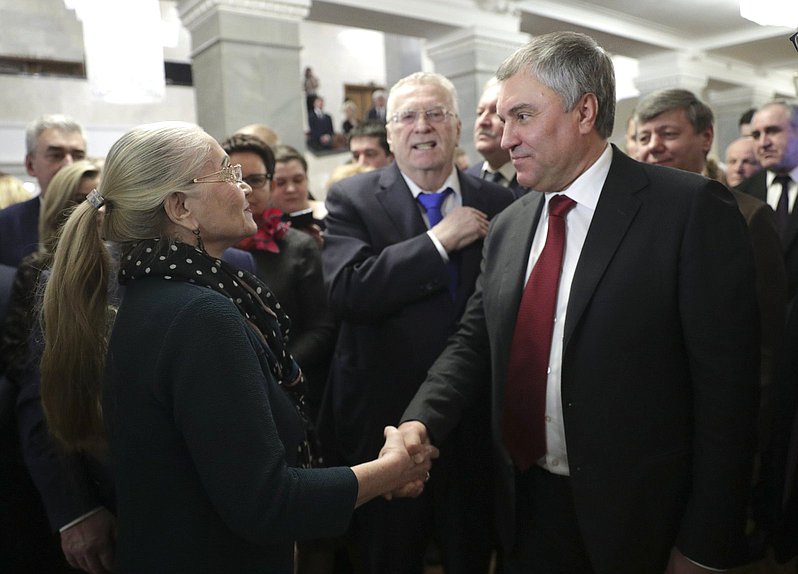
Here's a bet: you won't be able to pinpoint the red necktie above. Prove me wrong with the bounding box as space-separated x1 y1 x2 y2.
503 194 576 471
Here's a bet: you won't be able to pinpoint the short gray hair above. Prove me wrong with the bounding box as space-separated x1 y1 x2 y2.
25 114 86 155
635 89 714 134
387 72 460 118
496 31 616 138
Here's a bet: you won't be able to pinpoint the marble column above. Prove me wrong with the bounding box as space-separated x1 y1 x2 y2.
634 52 709 97
426 26 528 162
708 86 776 154
178 0 310 149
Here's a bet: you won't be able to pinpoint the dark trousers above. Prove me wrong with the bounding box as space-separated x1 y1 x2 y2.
504 466 594 574
348 423 496 574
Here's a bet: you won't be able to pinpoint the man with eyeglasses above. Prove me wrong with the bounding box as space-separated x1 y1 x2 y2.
0 114 87 266
321 71 514 573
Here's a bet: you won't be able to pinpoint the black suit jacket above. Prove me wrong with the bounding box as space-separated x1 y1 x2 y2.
465 161 528 199
0 197 40 267
403 147 759 572
308 112 334 149
321 163 513 465
738 170 798 299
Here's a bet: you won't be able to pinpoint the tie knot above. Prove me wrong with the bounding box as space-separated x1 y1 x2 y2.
417 188 453 212
775 174 793 187
548 194 576 218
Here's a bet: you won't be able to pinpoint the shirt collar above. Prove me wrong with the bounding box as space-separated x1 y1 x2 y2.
401 167 461 199
544 143 611 211
481 160 516 183
766 165 798 187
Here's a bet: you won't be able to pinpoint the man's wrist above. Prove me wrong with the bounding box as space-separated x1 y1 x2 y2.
59 506 104 532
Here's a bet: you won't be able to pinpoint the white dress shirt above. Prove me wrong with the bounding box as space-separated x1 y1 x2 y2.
764 166 798 213
521 144 612 476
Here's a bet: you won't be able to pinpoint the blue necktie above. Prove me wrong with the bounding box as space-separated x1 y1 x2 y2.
417 188 452 227
417 188 458 298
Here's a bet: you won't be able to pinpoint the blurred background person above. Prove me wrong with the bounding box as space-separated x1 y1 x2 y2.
0 173 31 209
221 133 336 423
342 100 360 135
327 163 375 190
308 97 335 151
272 144 326 247
348 122 393 169
454 147 470 171
366 89 387 122
303 66 320 114
465 77 528 198
624 115 639 159
726 136 762 188
235 123 280 148
0 114 86 266
2 159 116 574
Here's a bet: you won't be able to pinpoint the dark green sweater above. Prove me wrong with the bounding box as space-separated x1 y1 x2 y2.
104 278 357 573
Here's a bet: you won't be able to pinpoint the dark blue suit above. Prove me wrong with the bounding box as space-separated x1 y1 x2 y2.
0 197 40 267
308 111 334 150
321 163 513 573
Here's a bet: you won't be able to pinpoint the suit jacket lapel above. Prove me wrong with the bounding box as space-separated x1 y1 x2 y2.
374 164 428 240
496 192 544 348
563 150 644 349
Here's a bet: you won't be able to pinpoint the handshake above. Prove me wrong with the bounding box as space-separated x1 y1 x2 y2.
377 421 439 500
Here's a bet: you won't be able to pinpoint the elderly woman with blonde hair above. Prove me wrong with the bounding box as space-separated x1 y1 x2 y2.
39 121 435 573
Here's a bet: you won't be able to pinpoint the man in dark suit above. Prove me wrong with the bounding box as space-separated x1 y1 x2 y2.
738 102 798 297
322 71 514 573
366 89 387 122
308 96 335 150
635 87 786 438
0 114 86 266
400 32 759 574
465 77 528 199
738 101 798 564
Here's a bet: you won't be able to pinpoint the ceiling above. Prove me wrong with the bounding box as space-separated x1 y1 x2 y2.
308 0 797 97
515 0 797 74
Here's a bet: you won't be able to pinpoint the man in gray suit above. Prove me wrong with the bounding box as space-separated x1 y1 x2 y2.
400 32 758 574
322 71 513 573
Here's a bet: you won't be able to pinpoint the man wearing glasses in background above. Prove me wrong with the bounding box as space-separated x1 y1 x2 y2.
321 72 514 573
0 114 87 266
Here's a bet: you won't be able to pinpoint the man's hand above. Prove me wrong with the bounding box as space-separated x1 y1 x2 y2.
664 547 720 574
431 207 490 253
381 422 438 499
60 507 115 574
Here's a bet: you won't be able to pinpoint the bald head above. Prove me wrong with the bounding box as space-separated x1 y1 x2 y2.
724 137 760 188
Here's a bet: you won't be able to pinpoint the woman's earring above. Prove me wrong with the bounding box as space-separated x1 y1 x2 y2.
193 227 205 252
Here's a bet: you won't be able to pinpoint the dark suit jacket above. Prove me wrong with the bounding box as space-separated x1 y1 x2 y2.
738 170 798 298
308 111 334 149
739 172 798 561
465 161 528 199
367 107 386 122
321 163 514 465
403 147 759 572
0 196 40 267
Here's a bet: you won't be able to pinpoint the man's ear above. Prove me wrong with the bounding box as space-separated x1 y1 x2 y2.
576 93 599 135
24 154 35 177
163 192 199 232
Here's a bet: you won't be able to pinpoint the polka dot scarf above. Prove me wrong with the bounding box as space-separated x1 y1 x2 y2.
118 238 301 390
